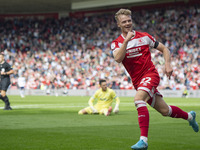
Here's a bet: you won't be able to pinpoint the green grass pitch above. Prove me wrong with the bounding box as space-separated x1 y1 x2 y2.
0 95 199 150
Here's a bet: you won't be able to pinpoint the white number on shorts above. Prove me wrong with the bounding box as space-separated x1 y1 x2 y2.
140 77 151 85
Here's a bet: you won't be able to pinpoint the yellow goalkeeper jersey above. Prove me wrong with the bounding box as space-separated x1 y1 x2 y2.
89 88 120 109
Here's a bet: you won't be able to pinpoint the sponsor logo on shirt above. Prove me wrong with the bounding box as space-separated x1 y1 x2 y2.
126 47 142 58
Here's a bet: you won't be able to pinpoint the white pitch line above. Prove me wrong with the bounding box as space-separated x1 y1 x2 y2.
0 102 199 109
0 104 86 109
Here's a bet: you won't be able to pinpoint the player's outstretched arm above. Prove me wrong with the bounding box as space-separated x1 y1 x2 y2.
88 97 98 113
156 42 173 79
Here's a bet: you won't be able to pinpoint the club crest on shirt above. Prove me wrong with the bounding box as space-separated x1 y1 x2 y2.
137 38 145 46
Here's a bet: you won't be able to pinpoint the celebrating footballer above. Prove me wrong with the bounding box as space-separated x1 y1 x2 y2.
111 8 199 150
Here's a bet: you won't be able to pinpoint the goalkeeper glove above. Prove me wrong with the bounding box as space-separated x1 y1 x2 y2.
113 104 119 114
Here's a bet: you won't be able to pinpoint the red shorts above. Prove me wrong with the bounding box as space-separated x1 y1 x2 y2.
134 71 163 107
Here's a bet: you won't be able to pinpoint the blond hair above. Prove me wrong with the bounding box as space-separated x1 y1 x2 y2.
115 9 132 22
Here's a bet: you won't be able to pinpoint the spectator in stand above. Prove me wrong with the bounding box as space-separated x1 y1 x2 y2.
17 72 26 98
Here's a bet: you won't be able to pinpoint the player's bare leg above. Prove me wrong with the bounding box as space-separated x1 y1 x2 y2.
131 90 149 150
154 95 199 132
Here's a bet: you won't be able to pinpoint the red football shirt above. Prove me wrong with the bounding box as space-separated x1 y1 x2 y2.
111 31 158 86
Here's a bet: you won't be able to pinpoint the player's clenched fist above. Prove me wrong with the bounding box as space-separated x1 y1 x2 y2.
124 31 135 42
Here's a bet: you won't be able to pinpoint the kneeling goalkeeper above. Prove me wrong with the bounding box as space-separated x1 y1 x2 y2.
78 79 120 116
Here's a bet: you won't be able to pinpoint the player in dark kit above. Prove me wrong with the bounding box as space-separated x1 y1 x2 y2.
0 52 14 110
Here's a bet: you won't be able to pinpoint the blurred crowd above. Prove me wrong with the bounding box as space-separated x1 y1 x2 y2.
0 4 199 91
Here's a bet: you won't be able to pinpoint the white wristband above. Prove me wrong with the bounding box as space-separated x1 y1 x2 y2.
114 103 119 109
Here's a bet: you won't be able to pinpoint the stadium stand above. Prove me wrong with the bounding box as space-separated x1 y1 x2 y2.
0 1 199 91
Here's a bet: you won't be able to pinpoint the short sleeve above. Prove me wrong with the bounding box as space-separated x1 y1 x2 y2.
146 33 156 48
111 41 120 51
6 63 12 71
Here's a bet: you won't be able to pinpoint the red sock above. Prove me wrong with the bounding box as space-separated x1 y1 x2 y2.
135 101 149 137
169 105 188 120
